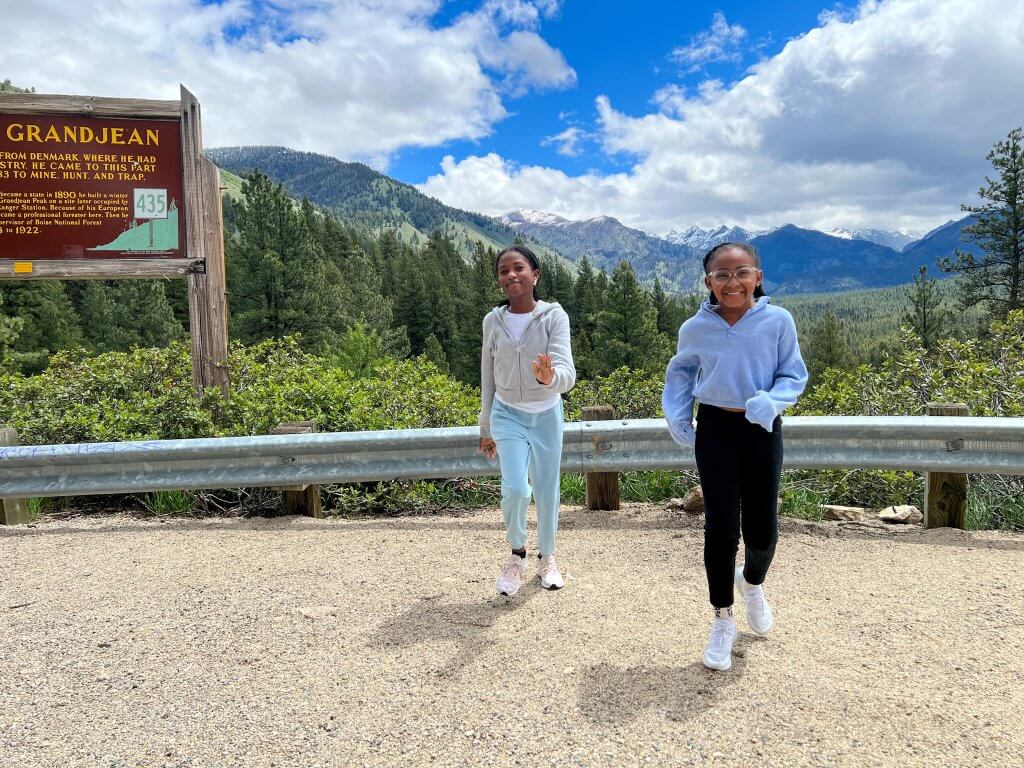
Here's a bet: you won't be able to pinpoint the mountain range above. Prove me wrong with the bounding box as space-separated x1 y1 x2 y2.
207 146 565 265
208 145 979 295
501 209 979 294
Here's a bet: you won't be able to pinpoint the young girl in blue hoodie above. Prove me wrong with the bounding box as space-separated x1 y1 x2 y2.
479 245 576 597
662 242 807 671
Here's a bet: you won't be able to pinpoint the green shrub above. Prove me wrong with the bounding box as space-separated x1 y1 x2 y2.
0 336 479 445
565 367 664 420
0 342 215 444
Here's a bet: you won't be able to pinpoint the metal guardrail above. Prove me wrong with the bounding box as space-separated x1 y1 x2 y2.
0 417 1022 498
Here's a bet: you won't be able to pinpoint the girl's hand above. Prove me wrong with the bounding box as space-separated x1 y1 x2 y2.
479 437 497 460
532 353 554 385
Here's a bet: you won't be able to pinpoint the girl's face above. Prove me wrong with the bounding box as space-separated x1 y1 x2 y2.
704 246 762 311
497 251 540 301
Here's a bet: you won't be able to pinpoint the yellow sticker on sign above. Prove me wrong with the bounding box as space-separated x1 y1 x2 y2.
12 262 33 273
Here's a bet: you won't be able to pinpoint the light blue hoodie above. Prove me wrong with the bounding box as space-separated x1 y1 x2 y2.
662 296 808 446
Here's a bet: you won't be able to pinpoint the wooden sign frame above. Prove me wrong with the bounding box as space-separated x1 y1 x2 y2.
0 86 229 394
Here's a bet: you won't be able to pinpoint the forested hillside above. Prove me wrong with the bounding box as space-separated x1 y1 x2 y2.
207 146 564 265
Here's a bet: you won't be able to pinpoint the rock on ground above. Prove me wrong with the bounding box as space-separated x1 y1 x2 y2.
821 505 867 522
879 504 924 524
1 505 1022 768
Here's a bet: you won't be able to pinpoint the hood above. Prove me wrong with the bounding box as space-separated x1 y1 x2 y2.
490 300 563 321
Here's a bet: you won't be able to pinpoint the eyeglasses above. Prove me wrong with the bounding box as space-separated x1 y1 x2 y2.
707 266 759 284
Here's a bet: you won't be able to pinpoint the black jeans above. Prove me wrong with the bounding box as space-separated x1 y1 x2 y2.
695 403 783 609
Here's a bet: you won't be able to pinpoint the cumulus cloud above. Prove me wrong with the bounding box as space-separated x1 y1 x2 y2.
541 126 591 156
0 0 573 167
420 0 1024 234
671 12 748 72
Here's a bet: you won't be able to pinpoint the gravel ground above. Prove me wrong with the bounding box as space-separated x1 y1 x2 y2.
1 504 1022 768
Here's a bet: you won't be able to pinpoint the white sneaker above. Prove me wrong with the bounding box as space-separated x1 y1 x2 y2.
702 615 737 671
537 555 565 590
496 553 527 596
735 566 773 636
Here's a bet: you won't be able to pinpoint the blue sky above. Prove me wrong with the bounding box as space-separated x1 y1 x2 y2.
395 1 834 183
4 1 1024 234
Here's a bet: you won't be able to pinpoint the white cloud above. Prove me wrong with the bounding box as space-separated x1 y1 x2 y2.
0 0 573 167
671 12 748 72
541 126 590 156
420 0 1024 234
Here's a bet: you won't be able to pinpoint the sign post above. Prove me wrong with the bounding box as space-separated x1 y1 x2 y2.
0 86 228 394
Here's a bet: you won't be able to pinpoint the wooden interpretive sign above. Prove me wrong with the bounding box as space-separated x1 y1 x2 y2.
0 87 228 394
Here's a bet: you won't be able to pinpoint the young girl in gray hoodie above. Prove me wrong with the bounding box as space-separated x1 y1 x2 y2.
479 245 576 597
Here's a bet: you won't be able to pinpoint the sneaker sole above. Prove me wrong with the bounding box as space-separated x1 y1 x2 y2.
702 654 732 672
539 580 563 590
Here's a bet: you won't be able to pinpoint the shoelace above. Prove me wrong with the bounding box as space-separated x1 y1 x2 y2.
710 621 732 648
539 557 558 576
500 560 522 583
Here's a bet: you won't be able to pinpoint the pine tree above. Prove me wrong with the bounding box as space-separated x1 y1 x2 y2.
344 248 409 357
591 260 671 374
571 256 598 334
939 127 1024 320
902 266 949 351
540 258 575 313
393 251 434 354
0 282 82 373
79 282 183 353
373 230 405 300
0 291 24 367
422 333 449 372
227 171 349 350
453 242 503 385
806 311 852 383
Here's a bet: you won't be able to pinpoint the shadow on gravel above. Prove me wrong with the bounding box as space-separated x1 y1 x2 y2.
577 634 756 724
369 584 542 677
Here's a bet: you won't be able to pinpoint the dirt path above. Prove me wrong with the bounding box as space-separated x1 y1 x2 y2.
1 505 1022 768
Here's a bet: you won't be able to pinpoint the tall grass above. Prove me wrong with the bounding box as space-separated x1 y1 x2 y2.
139 490 197 516
966 475 1024 531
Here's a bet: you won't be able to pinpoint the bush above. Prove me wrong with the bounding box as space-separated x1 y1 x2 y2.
0 336 480 445
797 312 1024 417
565 367 664 420
0 342 215 444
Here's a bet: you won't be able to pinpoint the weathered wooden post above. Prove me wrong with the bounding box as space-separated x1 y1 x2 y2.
270 421 323 518
583 405 620 511
0 428 31 525
924 402 969 529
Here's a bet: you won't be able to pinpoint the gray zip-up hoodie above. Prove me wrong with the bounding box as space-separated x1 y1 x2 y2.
479 300 576 438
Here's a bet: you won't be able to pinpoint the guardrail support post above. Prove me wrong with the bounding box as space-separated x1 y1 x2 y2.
583 406 620 511
270 421 324 519
1 428 32 525
924 403 969 529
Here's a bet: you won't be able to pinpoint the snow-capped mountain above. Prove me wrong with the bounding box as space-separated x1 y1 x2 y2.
501 209 706 292
496 209 977 294
826 227 923 251
505 209 572 227
664 224 777 252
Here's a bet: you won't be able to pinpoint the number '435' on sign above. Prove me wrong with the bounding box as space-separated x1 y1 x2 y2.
134 188 167 219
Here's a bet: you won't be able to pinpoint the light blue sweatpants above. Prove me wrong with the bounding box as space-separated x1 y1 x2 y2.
489 398 564 557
